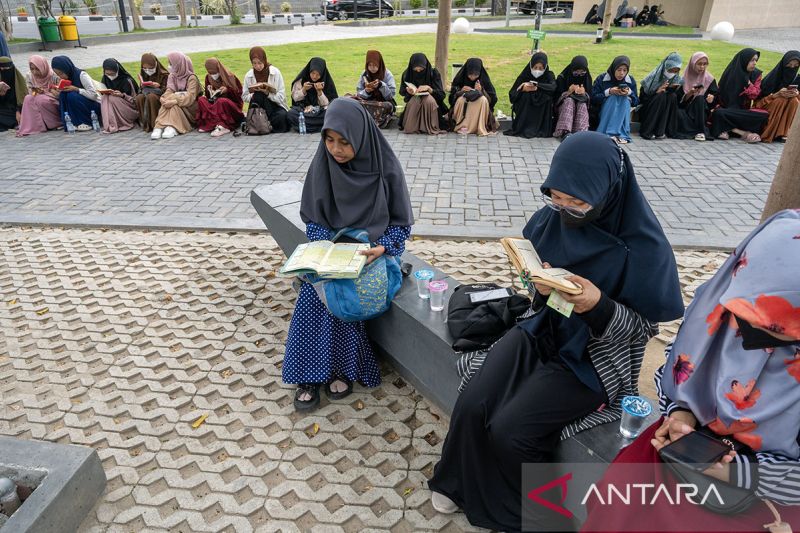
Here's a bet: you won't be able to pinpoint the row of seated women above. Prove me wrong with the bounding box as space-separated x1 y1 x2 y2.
283 95 800 531
504 48 800 143
1 47 797 145
583 2 666 27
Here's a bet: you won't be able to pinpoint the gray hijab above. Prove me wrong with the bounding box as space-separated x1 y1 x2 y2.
300 97 414 241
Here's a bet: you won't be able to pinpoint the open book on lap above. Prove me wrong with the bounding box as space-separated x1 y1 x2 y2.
279 241 371 279
500 237 583 295
404 81 430 97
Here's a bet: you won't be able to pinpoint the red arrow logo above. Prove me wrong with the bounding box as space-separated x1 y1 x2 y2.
526 472 573 518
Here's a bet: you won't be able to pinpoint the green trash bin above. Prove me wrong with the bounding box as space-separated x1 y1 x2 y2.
37 17 60 42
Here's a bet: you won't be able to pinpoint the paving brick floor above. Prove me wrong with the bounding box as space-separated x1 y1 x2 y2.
0 227 727 532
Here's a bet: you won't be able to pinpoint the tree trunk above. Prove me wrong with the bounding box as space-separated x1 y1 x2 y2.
176 0 187 26
760 105 800 221
434 0 451 86
1 20 13 41
128 0 142 29
601 0 614 40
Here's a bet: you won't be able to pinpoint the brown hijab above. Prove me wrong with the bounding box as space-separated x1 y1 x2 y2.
204 57 240 92
364 50 386 83
140 52 169 90
249 46 272 84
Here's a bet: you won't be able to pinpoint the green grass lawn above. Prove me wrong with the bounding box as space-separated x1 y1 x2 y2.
540 22 697 34
8 37 38 43
86 33 779 113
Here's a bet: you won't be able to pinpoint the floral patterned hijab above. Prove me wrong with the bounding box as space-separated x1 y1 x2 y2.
662 209 800 457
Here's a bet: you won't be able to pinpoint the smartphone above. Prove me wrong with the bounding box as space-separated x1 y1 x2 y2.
693 84 704 89
790 84 799 90
468 288 513 304
530 80 538 86
658 431 731 472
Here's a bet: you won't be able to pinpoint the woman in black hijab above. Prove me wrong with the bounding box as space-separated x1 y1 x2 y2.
0 56 25 131
710 48 769 142
583 3 600 24
99 58 140 134
449 58 498 136
286 57 338 134
505 52 556 138
284 98 414 412
428 132 683 532
399 52 448 134
553 55 592 138
635 5 650 25
755 50 800 142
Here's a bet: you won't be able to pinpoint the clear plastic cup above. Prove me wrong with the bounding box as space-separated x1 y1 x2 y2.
619 396 653 439
428 280 448 312
414 269 434 299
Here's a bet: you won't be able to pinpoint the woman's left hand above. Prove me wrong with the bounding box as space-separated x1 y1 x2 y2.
219 86 228 94
702 452 736 483
360 245 386 265
558 275 601 313
706 93 715 104
112 90 123 97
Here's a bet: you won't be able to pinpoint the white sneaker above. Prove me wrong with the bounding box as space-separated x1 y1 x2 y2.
150 128 163 140
694 133 706 141
431 491 458 514
162 126 178 139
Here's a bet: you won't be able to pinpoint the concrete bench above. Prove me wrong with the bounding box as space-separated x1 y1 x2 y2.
250 182 657 463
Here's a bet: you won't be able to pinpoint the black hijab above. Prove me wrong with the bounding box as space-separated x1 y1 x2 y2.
556 55 592 94
292 57 338 107
401 53 445 102
760 50 800 97
718 48 761 108
520 132 683 391
450 57 497 110
606 55 630 79
509 52 556 100
300 98 414 241
583 4 598 23
101 58 139 95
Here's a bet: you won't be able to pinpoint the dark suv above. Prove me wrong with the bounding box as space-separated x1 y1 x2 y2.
322 0 395 20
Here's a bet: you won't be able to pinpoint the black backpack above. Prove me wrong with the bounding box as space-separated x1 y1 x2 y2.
447 283 531 352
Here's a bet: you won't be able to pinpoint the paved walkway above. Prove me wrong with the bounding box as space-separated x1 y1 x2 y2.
0 127 783 248
0 227 725 532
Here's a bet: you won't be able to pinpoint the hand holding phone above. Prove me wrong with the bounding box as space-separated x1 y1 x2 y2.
658 430 732 472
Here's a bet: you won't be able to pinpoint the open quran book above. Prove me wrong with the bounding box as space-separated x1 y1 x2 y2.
500 237 583 295
404 81 430 97
279 241 370 279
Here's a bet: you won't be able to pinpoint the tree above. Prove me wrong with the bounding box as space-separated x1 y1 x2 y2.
760 106 800 221
128 0 142 29
434 0 451 86
601 0 614 40
176 0 187 26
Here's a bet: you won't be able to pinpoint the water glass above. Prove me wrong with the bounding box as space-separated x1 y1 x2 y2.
619 396 652 439
414 269 434 299
428 280 448 312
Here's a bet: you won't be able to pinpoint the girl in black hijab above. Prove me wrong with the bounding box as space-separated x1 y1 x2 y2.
399 52 448 134
505 51 556 138
710 48 768 142
286 57 338 134
635 5 650 25
284 98 414 412
0 56 25 131
428 132 683 531
583 3 600 24
448 58 498 136
755 50 800 142
553 55 592 138
99 58 140 134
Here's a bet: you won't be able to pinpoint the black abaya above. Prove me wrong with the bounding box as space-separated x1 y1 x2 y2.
675 80 718 138
506 53 557 138
428 326 605 531
638 89 679 138
710 107 769 137
251 91 289 133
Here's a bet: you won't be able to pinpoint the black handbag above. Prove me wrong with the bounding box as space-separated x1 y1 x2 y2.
446 283 530 352
660 426 757 514
463 89 483 102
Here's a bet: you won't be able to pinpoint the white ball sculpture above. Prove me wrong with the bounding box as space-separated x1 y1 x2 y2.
452 17 470 34
710 21 735 42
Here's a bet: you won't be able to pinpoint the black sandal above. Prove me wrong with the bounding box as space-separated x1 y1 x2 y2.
324 377 353 401
294 383 321 412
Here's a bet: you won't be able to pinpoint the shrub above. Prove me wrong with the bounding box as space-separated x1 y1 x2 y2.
475 0 486 6
409 0 421 8
280 1 290 12
149 2 162 14
230 5 240 23
16 6 27 14
427 0 437 9
454 0 466 6
83 0 98 14
260 2 271 13
200 0 226 14
134 0 144 12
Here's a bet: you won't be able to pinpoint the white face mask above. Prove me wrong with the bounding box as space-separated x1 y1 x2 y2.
531 69 545 78
665 71 677 79
210 73 220 81
143 68 156 76
106 73 118 81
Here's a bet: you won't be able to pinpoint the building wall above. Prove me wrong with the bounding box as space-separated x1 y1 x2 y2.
571 0 705 27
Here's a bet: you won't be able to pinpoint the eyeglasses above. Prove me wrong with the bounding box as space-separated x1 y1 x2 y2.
541 194 590 218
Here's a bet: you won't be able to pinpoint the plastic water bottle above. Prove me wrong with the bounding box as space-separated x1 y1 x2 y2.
90 110 100 132
64 112 75 134
298 111 306 135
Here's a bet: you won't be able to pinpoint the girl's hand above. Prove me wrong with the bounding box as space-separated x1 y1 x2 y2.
360 245 386 265
219 86 227 94
61 85 79 93
407 86 416 95
702 452 736 483
530 262 552 295
559 274 600 313
419 85 431 93
475 80 482 92
706 93 715 104
651 415 694 452
302 81 313 93
112 90 123 97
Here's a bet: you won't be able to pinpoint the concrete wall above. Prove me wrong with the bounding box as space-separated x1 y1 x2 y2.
700 0 799 31
571 0 795 30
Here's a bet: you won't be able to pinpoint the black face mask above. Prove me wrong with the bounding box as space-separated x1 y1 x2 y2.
735 315 798 350
561 207 602 228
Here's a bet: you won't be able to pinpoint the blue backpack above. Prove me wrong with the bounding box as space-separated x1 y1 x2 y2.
305 228 403 323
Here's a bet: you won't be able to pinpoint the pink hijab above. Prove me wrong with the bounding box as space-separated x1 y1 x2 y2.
28 54 53 90
682 51 715 94
166 52 194 92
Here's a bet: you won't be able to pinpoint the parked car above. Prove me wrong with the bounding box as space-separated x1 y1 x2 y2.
322 0 395 20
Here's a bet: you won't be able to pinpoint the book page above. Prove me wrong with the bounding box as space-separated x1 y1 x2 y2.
319 243 370 276
282 241 331 273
